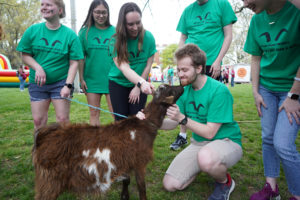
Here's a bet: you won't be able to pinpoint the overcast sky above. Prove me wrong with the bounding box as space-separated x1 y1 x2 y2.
63 0 195 45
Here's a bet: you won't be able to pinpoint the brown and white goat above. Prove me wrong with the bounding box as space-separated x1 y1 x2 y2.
32 84 184 200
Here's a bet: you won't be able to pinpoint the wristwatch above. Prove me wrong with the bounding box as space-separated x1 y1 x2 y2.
64 83 73 89
179 115 188 125
287 92 299 100
137 79 146 88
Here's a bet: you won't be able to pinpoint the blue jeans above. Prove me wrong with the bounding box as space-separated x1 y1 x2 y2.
231 77 234 87
18 76 25 91
259 85 300 196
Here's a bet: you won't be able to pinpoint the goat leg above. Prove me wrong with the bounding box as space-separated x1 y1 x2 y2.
135 167 147 200
120 177 130 200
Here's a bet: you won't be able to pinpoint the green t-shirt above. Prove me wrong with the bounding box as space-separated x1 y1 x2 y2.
244 2 300 92
108 30 157 87
177 77 242 147
79 25 116 93
17 22 84 84
176 0 237 65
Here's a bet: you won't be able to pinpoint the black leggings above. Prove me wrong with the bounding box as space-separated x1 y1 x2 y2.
109 80 147 121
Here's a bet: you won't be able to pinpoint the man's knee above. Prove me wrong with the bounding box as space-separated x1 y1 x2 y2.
163 174 183 192
198 148 217 173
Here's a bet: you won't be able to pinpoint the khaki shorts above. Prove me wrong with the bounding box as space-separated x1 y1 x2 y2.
166 138 243 185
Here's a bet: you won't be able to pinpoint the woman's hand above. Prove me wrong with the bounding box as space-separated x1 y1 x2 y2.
80 79 88 94
210 61 221 79
129 86 141 104
35 66 46 86
140 81 155 95
253 91 267 117
60 86 71 98
279 97 300 125
136 111 146 120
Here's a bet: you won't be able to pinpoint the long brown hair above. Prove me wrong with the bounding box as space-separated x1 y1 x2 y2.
81 0 111 38
114 2 145 65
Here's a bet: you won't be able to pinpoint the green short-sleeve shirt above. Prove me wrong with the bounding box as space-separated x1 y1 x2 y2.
177 0 237 65
244 2 300 92
177 77 242 147
79 25 116 93
108 30 157 87
17 22 84 84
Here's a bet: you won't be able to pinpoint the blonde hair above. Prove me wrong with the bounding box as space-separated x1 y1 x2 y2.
53 0 66 18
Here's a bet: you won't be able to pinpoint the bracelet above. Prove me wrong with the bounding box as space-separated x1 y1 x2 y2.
294 77 300 82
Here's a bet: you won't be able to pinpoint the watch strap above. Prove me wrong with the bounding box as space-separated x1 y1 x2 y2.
64 83 73 89
179 115 188 125
137 79 146 88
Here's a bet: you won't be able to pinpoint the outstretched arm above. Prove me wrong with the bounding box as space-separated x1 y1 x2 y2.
165 104 222 139
113 57 155 94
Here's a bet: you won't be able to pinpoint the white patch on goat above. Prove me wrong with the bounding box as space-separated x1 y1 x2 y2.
93 148 116 192
130 130 136 140
82 150 90 157
83 148 116 192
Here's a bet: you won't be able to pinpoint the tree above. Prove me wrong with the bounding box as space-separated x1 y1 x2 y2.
160 43 178 69
0 0 41 68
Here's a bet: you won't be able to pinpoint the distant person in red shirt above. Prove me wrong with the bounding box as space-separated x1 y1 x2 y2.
230 68 235 87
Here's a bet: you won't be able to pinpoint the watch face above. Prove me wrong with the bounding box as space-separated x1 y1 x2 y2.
291 94 299 100
65 83 72 89
137 82 141 88
179 117 187 125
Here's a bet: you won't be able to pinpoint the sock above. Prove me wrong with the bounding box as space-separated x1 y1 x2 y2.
179 132 187 139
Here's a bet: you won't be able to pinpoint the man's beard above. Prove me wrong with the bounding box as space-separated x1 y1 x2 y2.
180 73 197 86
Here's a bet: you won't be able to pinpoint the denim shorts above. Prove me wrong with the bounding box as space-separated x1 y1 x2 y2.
28 79 73 102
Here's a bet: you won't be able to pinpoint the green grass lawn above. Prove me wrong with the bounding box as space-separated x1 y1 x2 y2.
0 83 299 200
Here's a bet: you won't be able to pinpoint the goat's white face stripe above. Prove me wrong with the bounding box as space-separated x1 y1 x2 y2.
130 130 136 140
82 150 90 157
83 148 116 192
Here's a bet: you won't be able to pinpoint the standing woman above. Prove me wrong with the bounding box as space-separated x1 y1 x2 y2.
243 0 300 199
16 0 84 130
109 2 156 121
79 0 115 125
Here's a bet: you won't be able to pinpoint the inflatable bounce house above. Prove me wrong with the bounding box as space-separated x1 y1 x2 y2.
0 53 29 87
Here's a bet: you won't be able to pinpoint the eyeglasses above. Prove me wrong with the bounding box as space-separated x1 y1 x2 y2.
93 10 108 16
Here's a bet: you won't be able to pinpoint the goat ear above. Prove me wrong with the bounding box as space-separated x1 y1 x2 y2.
163 96 174 104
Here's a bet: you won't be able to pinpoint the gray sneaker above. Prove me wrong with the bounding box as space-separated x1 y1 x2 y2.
208 178 235 200
170 135 187 150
